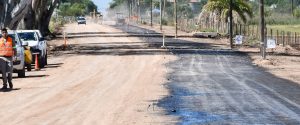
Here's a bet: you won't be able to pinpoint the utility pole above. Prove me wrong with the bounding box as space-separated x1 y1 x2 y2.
150 0 153 27
160 0 163 30
229 0 233 49
260 0 266 59
174 0 177 38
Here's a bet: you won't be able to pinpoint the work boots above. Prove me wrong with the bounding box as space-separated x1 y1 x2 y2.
9 82 13 89
1 83 13 91
1 85 7 90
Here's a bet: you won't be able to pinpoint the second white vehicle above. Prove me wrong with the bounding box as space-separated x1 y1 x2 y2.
17 30 47 68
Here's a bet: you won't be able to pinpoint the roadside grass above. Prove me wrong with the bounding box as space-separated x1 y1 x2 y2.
268 25 300 33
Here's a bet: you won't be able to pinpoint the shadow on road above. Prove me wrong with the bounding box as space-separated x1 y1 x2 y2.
6 75 49 79
0 88 21 92
50 25 225 56
44 63 63 69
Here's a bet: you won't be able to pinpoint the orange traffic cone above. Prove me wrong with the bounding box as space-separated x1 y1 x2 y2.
35 54 40 70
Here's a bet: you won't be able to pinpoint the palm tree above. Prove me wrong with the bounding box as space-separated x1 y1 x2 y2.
203 0 253 23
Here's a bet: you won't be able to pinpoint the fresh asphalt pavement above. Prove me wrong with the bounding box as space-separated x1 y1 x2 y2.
158 49 300 124
108 23 300 124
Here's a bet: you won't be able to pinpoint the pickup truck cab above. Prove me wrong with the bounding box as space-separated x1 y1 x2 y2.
0 30 26 77
17 30 47 68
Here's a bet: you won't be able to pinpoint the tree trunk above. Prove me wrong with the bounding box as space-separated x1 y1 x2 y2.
23 0 59 36
0 0 32 29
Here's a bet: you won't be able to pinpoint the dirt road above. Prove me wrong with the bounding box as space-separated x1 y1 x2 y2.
0 23 177 124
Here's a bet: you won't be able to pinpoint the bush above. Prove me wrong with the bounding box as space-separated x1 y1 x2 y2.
199 28 216 32
248 13 300 25
161 18 168 25
294 8 300 18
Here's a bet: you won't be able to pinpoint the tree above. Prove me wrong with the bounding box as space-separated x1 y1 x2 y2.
59 0 97 17
22 0 60 36
0 0 32 29
203 0 253 23
1 0 98 36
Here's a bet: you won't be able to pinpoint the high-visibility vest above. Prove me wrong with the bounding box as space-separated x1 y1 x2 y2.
0 37 14 57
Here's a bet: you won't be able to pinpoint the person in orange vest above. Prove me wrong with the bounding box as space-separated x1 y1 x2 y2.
0 28 16 90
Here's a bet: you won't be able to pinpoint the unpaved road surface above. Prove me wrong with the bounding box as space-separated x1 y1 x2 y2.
0 22 177 125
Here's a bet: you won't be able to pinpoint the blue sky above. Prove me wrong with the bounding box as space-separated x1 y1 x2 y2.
92 0 112 12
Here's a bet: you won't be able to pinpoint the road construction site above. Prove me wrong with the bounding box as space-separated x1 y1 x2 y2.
0 21 300 125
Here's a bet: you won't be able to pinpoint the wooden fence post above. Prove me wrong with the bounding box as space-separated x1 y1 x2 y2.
270 29 273 39
247 25 250 36
256 25 260 39
282 31 285 46
243 25 246 36
294 32 297 45
252 25 254 36
235 23 238 35
276 30 279 45
265 27 268 40
288 32 291 45
286 31 288 45
239 24 242 35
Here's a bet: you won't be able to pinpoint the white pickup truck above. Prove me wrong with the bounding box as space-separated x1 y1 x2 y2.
17 30 47 68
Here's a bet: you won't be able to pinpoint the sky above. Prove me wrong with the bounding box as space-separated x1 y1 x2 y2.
92 0 112 13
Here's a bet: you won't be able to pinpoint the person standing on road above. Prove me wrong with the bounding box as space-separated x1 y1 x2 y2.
0 28 16 90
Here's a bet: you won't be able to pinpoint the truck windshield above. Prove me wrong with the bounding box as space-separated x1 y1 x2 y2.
78 17 85 20
18 32 37 41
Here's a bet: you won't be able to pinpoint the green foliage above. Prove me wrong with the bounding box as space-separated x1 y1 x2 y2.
200 28 216 32
109 0 195 20
248 13 300 25
248 0 300 25
161 18 168 25
294 8 300 18
59 0 97 17
178 4 193 18
243 36 259 47
109 0 125 9
204 0 253 23
264 7 273 17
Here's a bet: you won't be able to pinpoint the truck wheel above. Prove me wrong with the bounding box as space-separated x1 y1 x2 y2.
18 66 26 78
